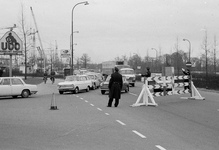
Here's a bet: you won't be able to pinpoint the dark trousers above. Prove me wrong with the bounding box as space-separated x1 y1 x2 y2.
108 98 119 107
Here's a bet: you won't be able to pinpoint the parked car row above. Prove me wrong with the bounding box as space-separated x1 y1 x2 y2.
0 73 134 98
57 73 103 94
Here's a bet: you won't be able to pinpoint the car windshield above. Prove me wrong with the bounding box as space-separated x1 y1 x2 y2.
65 76 79 81
120 70 134 74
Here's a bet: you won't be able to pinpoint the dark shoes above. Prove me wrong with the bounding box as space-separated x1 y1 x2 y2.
107 105 111 107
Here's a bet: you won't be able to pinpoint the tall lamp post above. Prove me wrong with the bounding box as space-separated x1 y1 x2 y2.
71 1 89 75
183 38 191 62
151 48 158 72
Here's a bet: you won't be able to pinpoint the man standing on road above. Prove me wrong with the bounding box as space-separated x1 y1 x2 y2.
107 67 123 107
145 67 151 77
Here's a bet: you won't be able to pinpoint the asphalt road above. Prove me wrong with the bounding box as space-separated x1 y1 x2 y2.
0 79 219 150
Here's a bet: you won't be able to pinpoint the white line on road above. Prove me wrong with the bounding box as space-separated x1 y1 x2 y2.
105 113 109 115
80 98 83 100
85 100 88 103
132 130 146 138
129 92 137 96
75 95 79 98
116 120 126 126
90 104 94 106
155 145 167 150
97 108 102 111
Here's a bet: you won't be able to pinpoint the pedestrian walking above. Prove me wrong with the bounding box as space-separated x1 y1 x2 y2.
107 67 123 107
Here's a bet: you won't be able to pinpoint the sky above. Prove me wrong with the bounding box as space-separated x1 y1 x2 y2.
0 0 219 64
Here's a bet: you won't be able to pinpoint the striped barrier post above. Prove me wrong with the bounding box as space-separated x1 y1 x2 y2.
131 75 204 107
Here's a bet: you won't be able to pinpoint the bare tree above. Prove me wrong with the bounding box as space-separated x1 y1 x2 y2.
19 4 30 79
213 35 217 74
80 53 91 68
201 28 210 87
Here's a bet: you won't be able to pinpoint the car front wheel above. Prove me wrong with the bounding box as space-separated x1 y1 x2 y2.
59 91 63 94
21 90 30 98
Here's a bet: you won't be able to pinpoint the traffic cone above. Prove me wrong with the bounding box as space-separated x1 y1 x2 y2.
50 93 58 110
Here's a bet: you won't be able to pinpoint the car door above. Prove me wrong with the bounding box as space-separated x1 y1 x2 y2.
0 78 12 96
81 76 87 90
11 78 24 95
77 76 84 90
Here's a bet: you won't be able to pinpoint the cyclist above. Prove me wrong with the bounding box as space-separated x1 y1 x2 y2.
50 71 55 84
43 71 48 84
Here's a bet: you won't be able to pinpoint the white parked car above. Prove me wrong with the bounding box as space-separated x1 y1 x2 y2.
57 75 92 94
86 73 101 89
0 77 38 98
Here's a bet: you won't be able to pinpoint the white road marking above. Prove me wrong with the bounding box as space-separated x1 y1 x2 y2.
85 100 88 103
129 92 137 96
90 104 94 106
116 120 126 126
132 130 146 138
155 145 167 150
105 113 109 115
80 98 83 100
97 108 102 111
75 95 79 98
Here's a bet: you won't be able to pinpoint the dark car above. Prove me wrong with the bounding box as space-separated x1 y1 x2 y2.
100 75 129 95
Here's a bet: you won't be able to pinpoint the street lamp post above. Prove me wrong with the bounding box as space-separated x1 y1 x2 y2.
151 48 158 72
71 1 89 75
183 39 191 62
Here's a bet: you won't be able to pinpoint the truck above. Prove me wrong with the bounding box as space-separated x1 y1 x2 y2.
102 61 129 76
101 61 136 86
119 67 136 87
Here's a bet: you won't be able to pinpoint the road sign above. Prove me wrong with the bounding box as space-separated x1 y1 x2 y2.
186 61 192 67
0 31 23 55
60 49 71 58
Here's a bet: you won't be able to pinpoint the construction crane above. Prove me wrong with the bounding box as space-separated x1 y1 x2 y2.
30 7 46 72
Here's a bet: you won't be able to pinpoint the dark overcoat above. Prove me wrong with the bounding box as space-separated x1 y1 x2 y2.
108 72 123 99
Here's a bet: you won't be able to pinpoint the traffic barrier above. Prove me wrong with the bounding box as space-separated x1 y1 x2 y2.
131 75 205 107
50 93 58 110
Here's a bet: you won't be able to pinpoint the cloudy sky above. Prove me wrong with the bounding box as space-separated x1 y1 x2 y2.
0 0 219 63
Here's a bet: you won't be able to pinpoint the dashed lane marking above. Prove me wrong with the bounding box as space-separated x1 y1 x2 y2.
116 120 126 126
85 100 88 103
155 145 167 150
105 113 110 115
97 108 102 111
90 104 94 106
132 130 146 138
129 92 137 96
80 98 83 100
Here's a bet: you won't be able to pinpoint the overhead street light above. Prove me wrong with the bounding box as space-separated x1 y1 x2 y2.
151 48 158 72
183 38 191 62
71 1 89 75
